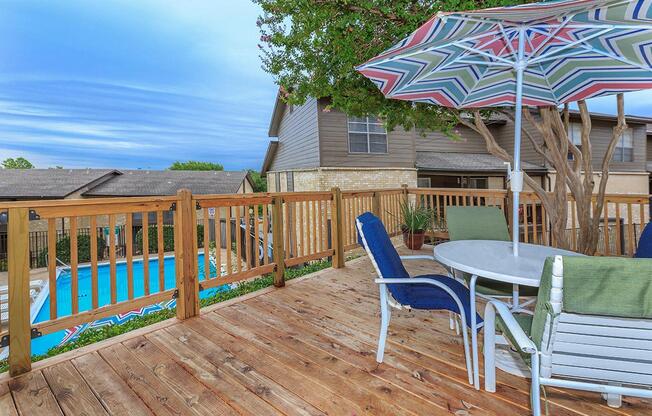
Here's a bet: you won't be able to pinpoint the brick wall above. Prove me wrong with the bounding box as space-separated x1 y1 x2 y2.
267 167 417 192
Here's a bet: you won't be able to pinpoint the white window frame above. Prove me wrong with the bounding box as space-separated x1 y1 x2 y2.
567 122 583 160
614 128 634 163
347 116 388 154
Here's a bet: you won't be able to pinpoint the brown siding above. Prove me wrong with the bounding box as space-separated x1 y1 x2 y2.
317 99 414 168
270 98 320 171
494 117 546 168
646 136 652 162
416 126 489 153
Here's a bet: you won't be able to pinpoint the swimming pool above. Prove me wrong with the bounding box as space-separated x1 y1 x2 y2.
29 253 225 356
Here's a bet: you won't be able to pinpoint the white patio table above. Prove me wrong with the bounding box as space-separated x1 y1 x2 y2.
433 240 582 389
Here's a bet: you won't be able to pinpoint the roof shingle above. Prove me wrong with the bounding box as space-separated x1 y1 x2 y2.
416 152 547 173
0 169 118 199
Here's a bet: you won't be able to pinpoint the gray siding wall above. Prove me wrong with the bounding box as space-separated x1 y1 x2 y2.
494 117 546 168
416 125 489 153
269 98 320 171
317 99 415 168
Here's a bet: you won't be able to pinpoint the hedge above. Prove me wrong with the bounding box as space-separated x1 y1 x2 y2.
37 234 107 267
134 224 204 253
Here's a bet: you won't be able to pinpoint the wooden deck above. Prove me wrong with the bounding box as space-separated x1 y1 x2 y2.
1 249 650 416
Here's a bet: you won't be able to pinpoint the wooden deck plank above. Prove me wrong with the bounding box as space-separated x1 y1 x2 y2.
72 352 153 416
98 343 202 416
183 317 368 416
164 323 325 416
42 361 109 416
8 371 63 416
0 382 18 416
145 325 283 416
121 335 238 416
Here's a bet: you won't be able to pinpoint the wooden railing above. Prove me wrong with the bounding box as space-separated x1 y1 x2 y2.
0 186 649 376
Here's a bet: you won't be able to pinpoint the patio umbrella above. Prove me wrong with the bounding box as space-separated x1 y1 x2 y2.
357 0 652 255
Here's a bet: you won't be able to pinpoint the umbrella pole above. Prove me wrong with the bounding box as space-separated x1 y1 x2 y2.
511 27 527 257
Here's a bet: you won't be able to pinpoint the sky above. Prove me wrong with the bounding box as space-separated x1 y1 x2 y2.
0 0 278 170
1 2 652 171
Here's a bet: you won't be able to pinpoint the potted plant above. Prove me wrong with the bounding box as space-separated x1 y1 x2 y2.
399 201 433 250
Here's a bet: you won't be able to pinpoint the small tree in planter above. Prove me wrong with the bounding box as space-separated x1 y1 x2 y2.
399 202 434 251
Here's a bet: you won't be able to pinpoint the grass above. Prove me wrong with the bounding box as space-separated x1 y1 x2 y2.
0 255 361 374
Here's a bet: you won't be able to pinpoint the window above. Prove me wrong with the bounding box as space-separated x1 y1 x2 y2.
274 172 280 192
467 177 488 189
417 177 431 188
567 123 583 160
614 128 634 162
347 116 387 154
286 171 294 192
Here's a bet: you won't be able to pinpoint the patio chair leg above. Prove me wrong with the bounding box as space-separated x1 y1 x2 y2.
483 303 496 392
377 287 390 363
605 388 623 408
530 353 541 416
470 274 480 390
449 312 455 330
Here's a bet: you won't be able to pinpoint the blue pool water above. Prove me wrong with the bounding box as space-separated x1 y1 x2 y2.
30 253 224 356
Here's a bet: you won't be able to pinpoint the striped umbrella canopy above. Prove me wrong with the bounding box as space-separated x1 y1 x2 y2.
357 0 652 255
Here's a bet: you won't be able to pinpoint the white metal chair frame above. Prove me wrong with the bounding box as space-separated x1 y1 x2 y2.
484 255 652 415
356 219 474 385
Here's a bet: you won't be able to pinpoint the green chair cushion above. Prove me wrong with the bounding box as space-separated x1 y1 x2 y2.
497 312 534 364
461 273 539 297
446 206 510 242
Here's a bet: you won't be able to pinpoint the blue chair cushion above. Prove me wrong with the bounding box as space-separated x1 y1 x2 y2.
635 222 652 258
356 212 409 280
389 274 482 329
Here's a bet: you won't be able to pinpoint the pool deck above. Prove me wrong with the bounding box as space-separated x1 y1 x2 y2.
1 246 650 415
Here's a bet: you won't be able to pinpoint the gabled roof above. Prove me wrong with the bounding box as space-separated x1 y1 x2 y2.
268 89 287 137
416 152 548 174
260 141 279 174
83 170 250 197
0 169 120 200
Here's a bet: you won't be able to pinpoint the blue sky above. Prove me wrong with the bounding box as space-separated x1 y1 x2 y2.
1 2 651 171
0 1 278 170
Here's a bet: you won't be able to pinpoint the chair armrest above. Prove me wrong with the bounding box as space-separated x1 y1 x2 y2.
485 300 537 354
399 255 436 261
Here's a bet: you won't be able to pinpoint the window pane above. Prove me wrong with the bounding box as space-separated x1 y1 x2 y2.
367 116 382 124
347 116 367 123
417 177 431 188
567 123 583 145
349 133 368 152
622 147 634 162
620 129 633 148
286 171 294 192
348 122 367 133
369 134 387 153
368 123 386 133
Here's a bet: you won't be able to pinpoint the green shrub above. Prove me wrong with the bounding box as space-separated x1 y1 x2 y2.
134 224 204 253
0 258 6 272
37 234 107 267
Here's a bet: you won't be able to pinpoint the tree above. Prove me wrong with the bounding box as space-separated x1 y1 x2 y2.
247 169 267 192
2 157 34 169
256 0 626 255
168 161 224 171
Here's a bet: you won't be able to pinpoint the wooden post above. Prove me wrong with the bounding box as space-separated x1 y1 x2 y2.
401 184 409 206
271 195 285 287
8 207 31 376
372 191 381 218
175 189 199 320
331 187 345 269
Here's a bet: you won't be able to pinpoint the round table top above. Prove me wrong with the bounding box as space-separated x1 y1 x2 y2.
433 240 582 287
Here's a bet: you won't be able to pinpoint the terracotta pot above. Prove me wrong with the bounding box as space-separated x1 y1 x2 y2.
402 229 426 250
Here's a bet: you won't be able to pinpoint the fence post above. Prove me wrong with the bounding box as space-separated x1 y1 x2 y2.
271 195 285 287
372 191 382 218
331 187 345 269
401 184 409 206
8 207 31 376
175 189 199 320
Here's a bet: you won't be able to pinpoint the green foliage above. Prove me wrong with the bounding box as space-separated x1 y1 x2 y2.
0 259 6 273
2 157 33 169
254 0 525 133
135 224 204 252
37 234 107 267
0 257 340 374
168 161 224 171
247 169 267 192
398 201 433 233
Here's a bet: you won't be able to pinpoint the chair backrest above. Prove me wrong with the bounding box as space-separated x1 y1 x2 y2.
356 212 409 280
536 256 652 386
446 206 510 241
635 222 652 258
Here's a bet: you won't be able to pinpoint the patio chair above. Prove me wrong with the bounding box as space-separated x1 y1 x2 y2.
356 212 480 384
484 255 652 414
445 206 539 300
635 222 652 258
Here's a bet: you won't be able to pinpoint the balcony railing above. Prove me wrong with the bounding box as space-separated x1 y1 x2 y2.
0 186 649 376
